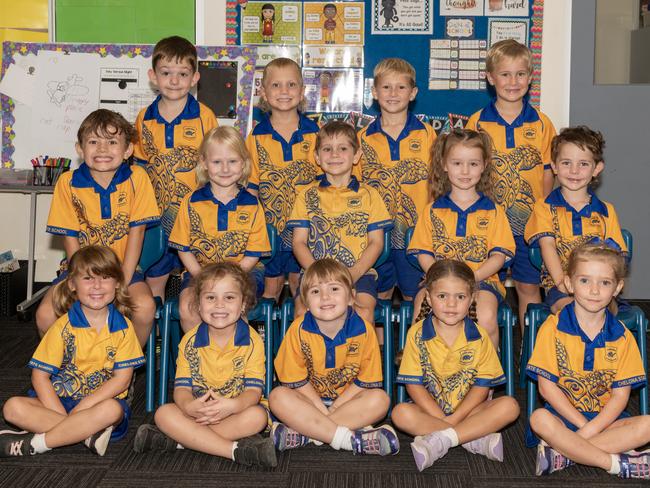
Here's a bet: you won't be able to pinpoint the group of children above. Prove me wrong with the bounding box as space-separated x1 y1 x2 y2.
0 34 648 479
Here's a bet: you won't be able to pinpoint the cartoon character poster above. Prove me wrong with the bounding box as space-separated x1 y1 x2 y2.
302 68 364 112
303 2 365 46
240 1 303 45
371 0 434 35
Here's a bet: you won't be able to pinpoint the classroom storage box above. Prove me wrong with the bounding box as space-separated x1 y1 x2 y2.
0 260 27 317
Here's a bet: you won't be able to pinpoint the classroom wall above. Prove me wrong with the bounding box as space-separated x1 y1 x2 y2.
570 0 650 298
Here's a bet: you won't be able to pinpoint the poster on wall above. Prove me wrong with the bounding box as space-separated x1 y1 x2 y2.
302 68 364 112
240 1 303 45
371 0 434 35
446 18 474 38
303 2 365 45
428 38 487 90
484 0 529 16
487 18 528 46
303 45 364 68
254 45 302 67
439 0 484 17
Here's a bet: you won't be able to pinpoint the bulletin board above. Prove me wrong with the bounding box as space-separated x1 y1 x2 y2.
0 42 257 169
230 0 544 132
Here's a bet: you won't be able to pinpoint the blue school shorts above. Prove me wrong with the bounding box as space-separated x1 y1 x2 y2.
510 235 541 285
144 248 182 278
376 249 423 298
27 389 131 441
478 281 505 304
264 250 301 278
544 286 569 308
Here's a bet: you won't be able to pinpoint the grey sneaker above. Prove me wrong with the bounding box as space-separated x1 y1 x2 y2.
411 431 452 471
535 443 574 476
84 426 113 456
233 437 278 467
270 422 310 451
618 453 650 479
0 430 34 457
133 424 177 453
351 424 400 456
462 433 503 462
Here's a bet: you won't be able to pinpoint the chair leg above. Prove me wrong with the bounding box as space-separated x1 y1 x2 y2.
636 310 648 415
159 300 173 406
145 324 157 412
376 300 393 401
262 300 274 400
500 305 515 397
396 302 413 405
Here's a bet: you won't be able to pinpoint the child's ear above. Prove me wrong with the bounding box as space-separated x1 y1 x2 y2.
123 142 134 160
371 84 378 100
614 279 624 298
75 142 84 159
349 290 355 306
353 148 362 166
486 71 495 86
593 160 605 178
147 68 157 85
564 275 573 294
191 70 200 88
409 86 418 101
550 161 559 175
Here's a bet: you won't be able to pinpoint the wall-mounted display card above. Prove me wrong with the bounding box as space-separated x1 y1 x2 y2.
488 18 528 46
303 2 364 46
371 0 434 35
428 38 487 91
302 68 363 112
484 0 529 17
254 45 302 67
303 45 363 68
439 0 484 17
446 18 474 38
241 1 302 45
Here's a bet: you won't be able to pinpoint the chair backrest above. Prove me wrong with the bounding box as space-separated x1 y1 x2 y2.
262 224 278 264
373 227 392 268
529 228 632 271
139 224 166 274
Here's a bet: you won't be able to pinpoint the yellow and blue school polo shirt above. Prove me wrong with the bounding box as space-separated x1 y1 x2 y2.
358 113 436 249
133 94 218 235
46 163 160 263
407 193 515 297
245 113 320 248
466 100 556 236
397 315 505 414
286 175 393 268
175 319 266 398
274 308 383 401
28 301 145 400
168 184 271 265
527 302 645 412
524 188 627 292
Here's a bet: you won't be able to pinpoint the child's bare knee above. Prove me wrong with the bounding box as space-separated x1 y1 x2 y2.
390 403 412 427
2 397 24 424
529 408 553 434
500 396 520 420
268 386 290 407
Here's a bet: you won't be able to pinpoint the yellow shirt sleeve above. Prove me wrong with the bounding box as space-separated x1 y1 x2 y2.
133 108 148 162
174 331 193 389
243 327 266 391
287 187 309 227
489 204 516 262
28 316 66 374
539 112 557 166
408 203 434 256
612 329 646 388
201 104 218 132
129 166 160 226
244 202 272 257
113 317 146 370
246 133 260 190
353 321 383 388
366 185 392 230
46 173 80 237
526 315 560 383
169 193 192 250
604 203 628 254
396 321 425 384
524 200 554 245
274 318 309 388
473 327 506 387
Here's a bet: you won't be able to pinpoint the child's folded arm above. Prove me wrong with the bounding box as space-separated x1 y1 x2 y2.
577 386 630 439
445 385 489 426
538 236 566 289
71 367 133 412
538 376 587 429
348 228 383 283
31 369 66 415
407 383 446 419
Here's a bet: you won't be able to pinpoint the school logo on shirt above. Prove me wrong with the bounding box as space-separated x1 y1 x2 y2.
590 216 602 226
409 140 422 152
301 141 311 153
477 217 489 230
605 346 618 362
232 356 245 371
459 348 475 364
347 197 362 209
117 192 128 207
183 126 197 139
237 212 250 224
523 127 537 139
348 342 360 355
105 346 117 362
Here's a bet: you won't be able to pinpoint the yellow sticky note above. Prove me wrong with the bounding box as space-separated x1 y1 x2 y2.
0 0 49 29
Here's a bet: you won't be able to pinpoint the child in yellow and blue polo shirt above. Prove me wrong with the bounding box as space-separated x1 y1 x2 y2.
526 244 650 479
525 126 626 312
287 121 392 325
169 127 271 333
39 109 159 348
269 259 398 455
0 246 144 458
408 129 514 349
392 260 519 472
133 36 218 296
246 58 321 302
466 40 556 330
359 58 436 300
133 262 277 467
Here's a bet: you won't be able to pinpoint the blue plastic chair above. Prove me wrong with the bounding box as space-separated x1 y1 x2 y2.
521 229 648 428
138 224 166 412
278 227 395 398
158 225 279 404
395 227 516 404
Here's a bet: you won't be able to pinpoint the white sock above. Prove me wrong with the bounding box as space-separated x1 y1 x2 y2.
330 426 353 451
231 441 238 461
608 454 621 474
30 433 51 454
177 443 184 450
440 428 459 448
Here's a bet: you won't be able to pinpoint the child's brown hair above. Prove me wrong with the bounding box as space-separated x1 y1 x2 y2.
77 109 136 146
190 262 257 316
486 39 533 74
551 125 606 165
429 129 494 201
567 243 627 282
315 120 359 153
373 58 416 88
423 259 476 295
52 246 132 317
300 258 354 305
152 35 197 72
196 126 252 187
259 57 304 112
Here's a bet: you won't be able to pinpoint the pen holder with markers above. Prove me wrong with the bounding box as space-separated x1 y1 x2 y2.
31 157 71 186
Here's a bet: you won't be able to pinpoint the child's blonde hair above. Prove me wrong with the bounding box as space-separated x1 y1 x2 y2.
315 120 359 153
300 259 354 305
52 246 132 318
259 58 305 112
190 262 257 316
423 259 476 295
196 126 252 187
567 243 627 282
373 58 416 88
486 39 533 74
429 129 494 201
